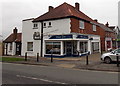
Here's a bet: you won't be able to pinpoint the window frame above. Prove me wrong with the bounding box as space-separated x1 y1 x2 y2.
79 41 88 53
33 23 38 29
27 42 33 51
93 24 96 31
43 23 46 28
79 20 85 29
9 43 12 51
45 42 61 55
48 22 52 28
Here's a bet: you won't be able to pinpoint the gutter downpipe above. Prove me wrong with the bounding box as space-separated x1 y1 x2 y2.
40 21 43 57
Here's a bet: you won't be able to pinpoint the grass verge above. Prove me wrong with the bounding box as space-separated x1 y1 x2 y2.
0 57 24 62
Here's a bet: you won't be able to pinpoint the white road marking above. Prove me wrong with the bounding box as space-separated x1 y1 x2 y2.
16 75 68 84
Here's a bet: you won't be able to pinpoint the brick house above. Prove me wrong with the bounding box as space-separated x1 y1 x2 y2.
97 23 117 51
22 2 116 57
3 27 22 56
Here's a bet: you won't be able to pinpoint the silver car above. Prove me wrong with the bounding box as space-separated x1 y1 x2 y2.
101 48 120 64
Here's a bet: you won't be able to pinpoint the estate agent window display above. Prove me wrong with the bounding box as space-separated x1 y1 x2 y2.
46 42 61 55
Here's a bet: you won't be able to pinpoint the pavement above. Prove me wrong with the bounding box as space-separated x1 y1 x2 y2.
2 53 120 72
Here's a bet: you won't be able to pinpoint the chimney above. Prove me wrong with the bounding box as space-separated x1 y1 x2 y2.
105 22 109 27
94 19 98 22
75 2 80 11
13 27 18 40
49 6 54 12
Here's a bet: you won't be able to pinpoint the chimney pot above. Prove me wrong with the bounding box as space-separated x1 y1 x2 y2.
13 27 18 41
49 6 54 12
75 2 80 11
94 19 98 22
105 22 109 27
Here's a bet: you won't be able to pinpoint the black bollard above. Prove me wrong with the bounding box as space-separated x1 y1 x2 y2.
116 54 119 67
25 52 27 61
37 53 39 62
86 53 89 65
51 52 53 63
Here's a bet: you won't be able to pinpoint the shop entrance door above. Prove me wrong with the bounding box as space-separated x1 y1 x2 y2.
66 41 73 56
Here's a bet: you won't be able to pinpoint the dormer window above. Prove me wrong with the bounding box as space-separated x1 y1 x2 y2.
33 23 38 29
93 25 96 31
79 20 84 29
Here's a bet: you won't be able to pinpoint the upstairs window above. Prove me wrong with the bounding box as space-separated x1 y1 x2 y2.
33 23 38 29
79 20 84 29
48 22 52 28
93 25 96 31
43 23 46 28
49 22 51 26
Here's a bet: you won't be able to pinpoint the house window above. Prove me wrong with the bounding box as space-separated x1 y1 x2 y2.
49 22 51 26
10 43 12 51
48 22 52 28
43 23 46 28
27 42 33 51
33 23 38 29
46 42 61 54
93 25 96 31
79 20 84 29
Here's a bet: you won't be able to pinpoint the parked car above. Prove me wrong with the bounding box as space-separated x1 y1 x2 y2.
101 48 120 64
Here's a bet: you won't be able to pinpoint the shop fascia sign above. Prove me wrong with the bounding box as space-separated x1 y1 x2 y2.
49 34 73 39
76 35 88 39
49 34 88 39
105 38 112 41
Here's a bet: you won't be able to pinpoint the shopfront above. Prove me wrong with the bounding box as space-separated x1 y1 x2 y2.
105 38 112 51
44 34 100 57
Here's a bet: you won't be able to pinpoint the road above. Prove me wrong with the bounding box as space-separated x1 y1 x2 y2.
2 62 119 85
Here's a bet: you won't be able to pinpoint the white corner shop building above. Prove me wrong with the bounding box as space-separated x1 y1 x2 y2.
22 18 101 57
21 3 101 57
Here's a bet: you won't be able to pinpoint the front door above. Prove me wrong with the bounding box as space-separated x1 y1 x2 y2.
66 42 73 56
16 42 21 55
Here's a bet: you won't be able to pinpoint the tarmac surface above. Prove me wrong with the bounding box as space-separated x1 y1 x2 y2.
2 53 120 72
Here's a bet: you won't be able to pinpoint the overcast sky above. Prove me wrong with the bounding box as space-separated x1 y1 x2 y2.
1 0 119 39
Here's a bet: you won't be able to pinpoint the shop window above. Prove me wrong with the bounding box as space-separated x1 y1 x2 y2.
46 42 60 54
93 25 96 31
27 42 33 51
33 23 38 29
79 42 88 53
79 20 84 29
92 42 99 53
